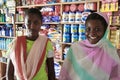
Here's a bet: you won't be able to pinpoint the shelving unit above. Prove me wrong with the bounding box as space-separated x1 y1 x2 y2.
109 23 120 49
0 0 119 79
14 0 101 62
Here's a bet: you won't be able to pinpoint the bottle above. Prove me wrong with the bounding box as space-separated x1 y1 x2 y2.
1 27 5 36
9 27 13 37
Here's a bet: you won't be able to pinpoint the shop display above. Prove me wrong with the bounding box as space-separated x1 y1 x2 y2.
0 0 120 79
14 0 100 62
100 0 118 12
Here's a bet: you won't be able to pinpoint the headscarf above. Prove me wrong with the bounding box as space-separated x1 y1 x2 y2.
59 12 120 80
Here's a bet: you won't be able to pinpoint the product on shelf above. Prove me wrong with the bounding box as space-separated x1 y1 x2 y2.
41 6 61 23
71 33 78 42
63 33 71 43
54 62 61 79
0 24 13 37
100 0 118 12
62 24 87 43
0 38 13 50
79 24 86 40
63 46 70 59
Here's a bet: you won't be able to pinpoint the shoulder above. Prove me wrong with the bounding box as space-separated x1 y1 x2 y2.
71 40 85 47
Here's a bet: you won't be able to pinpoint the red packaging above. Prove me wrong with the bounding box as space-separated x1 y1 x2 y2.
70 4 77 12
78 4 84 12
64 5 70 12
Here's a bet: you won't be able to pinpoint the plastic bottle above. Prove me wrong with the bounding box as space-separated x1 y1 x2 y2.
1 27 5 36
9 27 13 37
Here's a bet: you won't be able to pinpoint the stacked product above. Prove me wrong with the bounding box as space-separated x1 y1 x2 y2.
63 24 86 43
0 24 13 37
100 0 118 12
0 38 13 50
41 6 61 23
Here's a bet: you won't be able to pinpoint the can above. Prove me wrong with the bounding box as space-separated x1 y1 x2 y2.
71 24 78 34
71 33 79 42
63 33 71 43
63 24 71 34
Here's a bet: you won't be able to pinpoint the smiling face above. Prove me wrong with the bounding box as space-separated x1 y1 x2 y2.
85 20 106 44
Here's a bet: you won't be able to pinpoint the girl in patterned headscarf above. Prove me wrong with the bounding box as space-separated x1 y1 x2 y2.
59 12 120 80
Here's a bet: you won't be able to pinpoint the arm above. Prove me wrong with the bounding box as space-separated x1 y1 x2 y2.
47 57 55 80
6 59 14 80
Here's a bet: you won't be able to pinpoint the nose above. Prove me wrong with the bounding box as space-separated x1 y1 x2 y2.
29 22 34 29
90 29 96 36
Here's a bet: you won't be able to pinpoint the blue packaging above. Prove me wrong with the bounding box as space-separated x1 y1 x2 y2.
71 33 79 42
63 33 71 43
71 24 78 34
63 24 71 34
67 0 72 2
79 24 86 34
79 33 86 41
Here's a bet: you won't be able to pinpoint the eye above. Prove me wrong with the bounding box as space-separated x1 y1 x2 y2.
95 28 100 32
34 21 39 25
86 27 90 32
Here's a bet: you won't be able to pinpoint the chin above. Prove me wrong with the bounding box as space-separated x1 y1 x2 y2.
88 40 98 44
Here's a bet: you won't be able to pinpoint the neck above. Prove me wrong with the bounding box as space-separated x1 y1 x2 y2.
26 35 39 41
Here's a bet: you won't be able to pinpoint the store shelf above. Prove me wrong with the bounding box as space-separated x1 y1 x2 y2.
62 0 100 5
0 49 7 52
110 23 120 26
61 42 72 45
0 22 13 24
16 3 61 8
15 22 24 24
14 0 101 64
61 22 84 24
0 36 15 39
43 22 61 24
16 0 100 8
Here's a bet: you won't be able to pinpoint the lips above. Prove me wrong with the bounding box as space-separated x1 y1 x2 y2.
89 35 97 40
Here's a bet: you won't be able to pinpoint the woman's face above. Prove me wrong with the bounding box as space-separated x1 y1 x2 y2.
85 20 105 44
25 13 42 40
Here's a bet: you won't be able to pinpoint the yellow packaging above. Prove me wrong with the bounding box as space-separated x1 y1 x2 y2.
105 3 110 11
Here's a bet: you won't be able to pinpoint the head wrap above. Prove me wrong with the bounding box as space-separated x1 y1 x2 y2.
95 12 109 24
94 12 109 39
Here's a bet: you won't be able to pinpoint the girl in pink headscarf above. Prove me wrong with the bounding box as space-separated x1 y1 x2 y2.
59 12 120 80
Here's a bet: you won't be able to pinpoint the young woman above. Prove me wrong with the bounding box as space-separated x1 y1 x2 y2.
59 12 120 80
6 8 55 80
